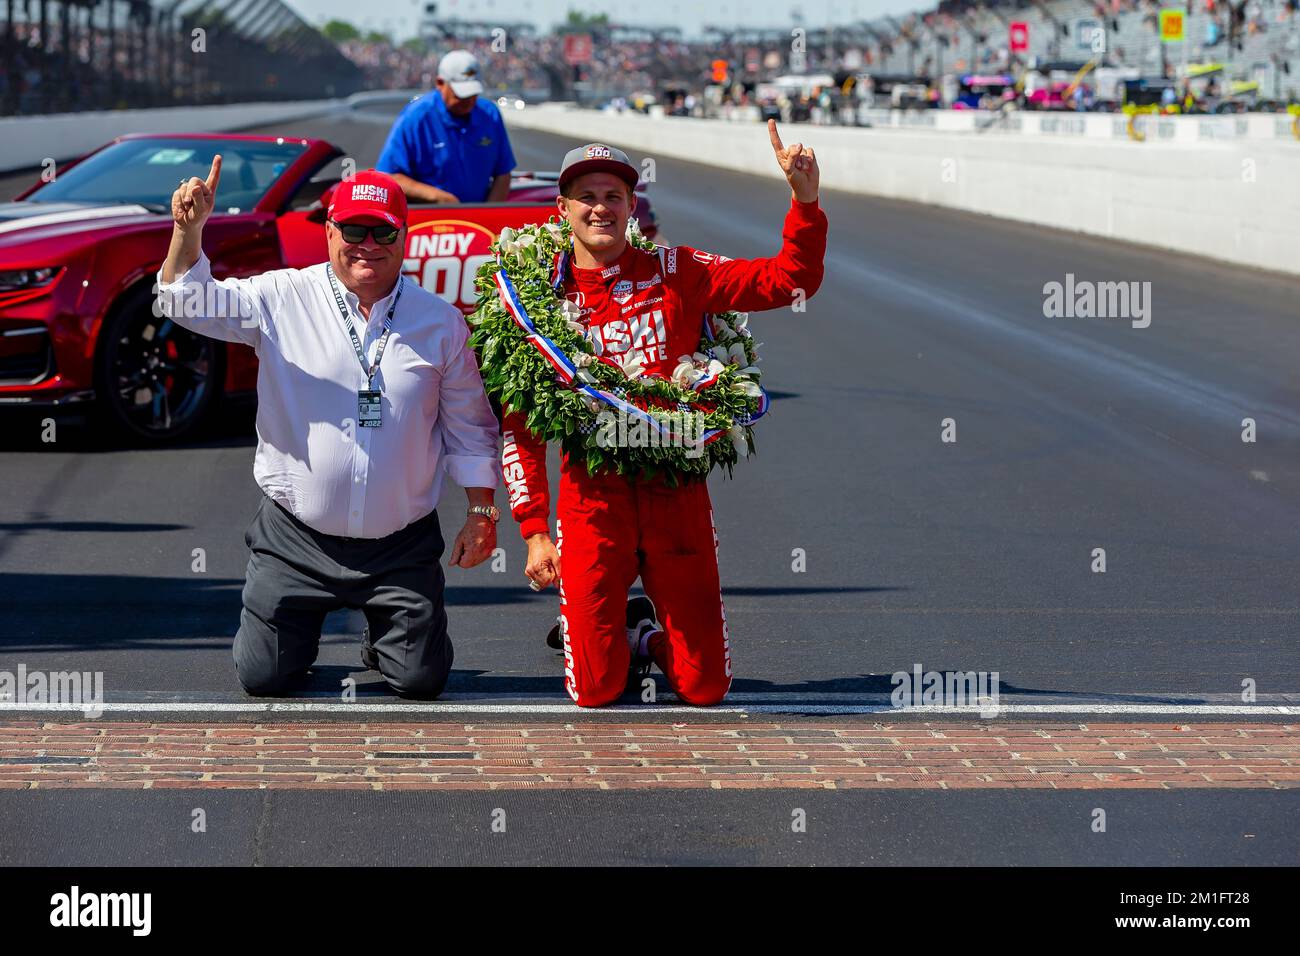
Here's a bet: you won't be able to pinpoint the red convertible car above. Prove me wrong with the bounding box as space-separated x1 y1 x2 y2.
0 132 658 441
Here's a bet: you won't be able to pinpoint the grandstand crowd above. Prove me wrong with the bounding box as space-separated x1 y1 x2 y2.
2 0 1295 116
335 0 1299 117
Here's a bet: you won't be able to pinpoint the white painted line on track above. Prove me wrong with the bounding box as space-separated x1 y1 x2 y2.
2 701 742 715
1 701 1296 716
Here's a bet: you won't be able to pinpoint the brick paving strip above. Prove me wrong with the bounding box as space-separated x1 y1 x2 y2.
0 721 1296 790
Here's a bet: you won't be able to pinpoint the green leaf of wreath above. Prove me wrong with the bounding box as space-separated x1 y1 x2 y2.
468 216 769 481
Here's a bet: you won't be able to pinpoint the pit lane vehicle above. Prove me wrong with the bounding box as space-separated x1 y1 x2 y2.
1025 81 1072 111
1119 77 1177 111
952 74 1017 111
0 132 658 442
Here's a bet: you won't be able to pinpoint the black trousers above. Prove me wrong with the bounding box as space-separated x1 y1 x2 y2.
233 496 451 700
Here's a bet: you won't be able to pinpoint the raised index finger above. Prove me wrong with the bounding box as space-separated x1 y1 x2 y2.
205 154 222 194
767 118 785 154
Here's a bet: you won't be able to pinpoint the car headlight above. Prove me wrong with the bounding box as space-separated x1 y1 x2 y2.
0 268 61 292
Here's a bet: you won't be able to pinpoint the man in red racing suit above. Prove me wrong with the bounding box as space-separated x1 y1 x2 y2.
502 123 826 707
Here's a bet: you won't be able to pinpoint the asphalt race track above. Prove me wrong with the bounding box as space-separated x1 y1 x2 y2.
1 103 1297 864
3 103 1298 702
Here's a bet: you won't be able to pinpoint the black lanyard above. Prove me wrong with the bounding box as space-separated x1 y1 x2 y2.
326 265 403 389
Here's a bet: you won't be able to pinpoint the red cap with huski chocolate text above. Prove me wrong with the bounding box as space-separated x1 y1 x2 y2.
327 170 407 227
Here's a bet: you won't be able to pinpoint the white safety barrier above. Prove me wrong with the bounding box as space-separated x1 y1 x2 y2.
507 104 1300 276
849 108 1299 142
0 99 344 173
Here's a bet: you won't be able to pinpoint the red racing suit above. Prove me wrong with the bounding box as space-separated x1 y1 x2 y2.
501 197 828 707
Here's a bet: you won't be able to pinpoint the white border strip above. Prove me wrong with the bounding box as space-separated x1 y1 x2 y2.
0 702 1295 716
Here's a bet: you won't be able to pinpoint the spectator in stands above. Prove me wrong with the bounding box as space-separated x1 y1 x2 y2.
377 49 516 204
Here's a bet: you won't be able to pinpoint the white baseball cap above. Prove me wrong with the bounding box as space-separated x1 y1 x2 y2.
437 49 484 98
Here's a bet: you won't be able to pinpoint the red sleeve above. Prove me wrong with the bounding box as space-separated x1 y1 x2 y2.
500 410 551 540
672 197 827 314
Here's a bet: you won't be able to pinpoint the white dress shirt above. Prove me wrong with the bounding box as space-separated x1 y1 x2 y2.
155 252 499 539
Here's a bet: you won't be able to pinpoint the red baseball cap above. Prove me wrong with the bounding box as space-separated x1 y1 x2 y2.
327 170 407 228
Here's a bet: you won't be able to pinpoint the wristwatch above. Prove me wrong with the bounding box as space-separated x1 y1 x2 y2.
468 505 500 523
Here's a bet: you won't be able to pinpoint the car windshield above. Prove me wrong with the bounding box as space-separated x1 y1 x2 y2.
27 138 307 212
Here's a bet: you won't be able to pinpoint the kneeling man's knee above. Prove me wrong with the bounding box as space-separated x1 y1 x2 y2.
234 655 290 697
672 675 730 707
384 660 451 701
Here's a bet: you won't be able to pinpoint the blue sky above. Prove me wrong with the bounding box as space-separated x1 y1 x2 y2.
286 0 927 42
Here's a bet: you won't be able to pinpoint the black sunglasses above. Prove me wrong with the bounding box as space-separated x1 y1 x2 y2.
330 219 401 245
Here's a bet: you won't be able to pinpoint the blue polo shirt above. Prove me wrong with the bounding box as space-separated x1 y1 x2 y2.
377 94 516 203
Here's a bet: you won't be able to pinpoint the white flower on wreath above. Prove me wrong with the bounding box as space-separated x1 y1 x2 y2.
573 352 596 368
575 368 598 385
626 217 643 241
671 359 698 389
618 351 646 379
731 313 750 334
729 424 749 457
543 221 566 244
559 299 583 320
728 342 748 366
498 226 517 245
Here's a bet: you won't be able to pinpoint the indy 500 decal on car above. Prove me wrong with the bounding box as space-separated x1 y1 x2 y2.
401 219 497 312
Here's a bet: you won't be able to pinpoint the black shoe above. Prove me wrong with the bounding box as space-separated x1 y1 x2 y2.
545 616 562 650
360 625 378 671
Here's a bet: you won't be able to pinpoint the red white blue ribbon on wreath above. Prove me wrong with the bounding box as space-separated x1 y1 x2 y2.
493 259 768 447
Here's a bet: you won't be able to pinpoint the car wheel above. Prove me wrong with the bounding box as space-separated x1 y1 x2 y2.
94 285 225 443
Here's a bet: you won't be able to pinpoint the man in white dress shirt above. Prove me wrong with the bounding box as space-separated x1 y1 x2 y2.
156 159 500 699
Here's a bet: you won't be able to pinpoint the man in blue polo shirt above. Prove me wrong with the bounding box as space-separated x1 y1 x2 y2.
377 49 517 205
